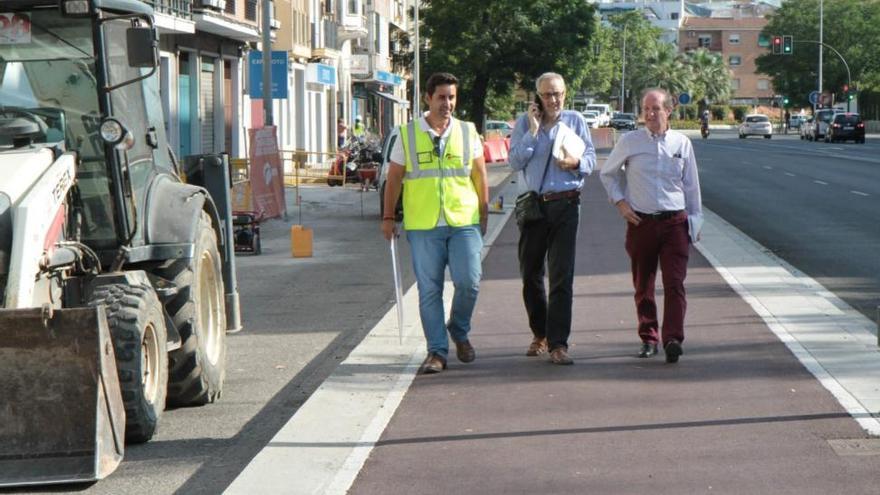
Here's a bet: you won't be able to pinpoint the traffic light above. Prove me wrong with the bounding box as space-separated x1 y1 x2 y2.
772 36 782 54
782 35 793 55
848 90 855 101
782 96 790 106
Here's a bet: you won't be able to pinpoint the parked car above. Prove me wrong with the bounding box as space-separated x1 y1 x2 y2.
378 126 402 220
484 119 513 138
583 111 600 129
609 112 637 130
738 114 772 139
800 116 815 140
812 108 835 141
825 112 865 143
585 104 612 127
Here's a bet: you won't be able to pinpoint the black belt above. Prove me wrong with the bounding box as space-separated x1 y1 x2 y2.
541 190 580 202
635 210 684 220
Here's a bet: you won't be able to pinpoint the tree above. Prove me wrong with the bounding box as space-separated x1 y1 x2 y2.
606 12 664 112
421 0 596 130
687 48 731 111
757 0 880 107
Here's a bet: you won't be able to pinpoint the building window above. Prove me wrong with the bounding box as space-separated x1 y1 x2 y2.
757 79 770 90
671 12 679 20
728 55 742 66
698 35 712 48
687 31 695 38
348 0 358 15
729 33 740 44
731 79 740 90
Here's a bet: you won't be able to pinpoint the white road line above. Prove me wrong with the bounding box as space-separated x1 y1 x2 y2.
814 180 828 185
763 165 773 170
785 172 796 177
851 190 870 197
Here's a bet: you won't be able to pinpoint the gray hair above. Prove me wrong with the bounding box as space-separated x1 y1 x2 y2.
535 72 566 92
640 87 675 112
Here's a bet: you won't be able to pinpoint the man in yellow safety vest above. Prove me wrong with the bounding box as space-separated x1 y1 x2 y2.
381 72 489 374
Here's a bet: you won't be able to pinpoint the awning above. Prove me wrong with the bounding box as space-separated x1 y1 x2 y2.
372 91 409 108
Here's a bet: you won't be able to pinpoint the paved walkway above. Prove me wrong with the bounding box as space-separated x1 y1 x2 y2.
226 158 880 494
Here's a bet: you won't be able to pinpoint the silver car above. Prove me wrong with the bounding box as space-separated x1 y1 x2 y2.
800 116 815 141
738 114 772 139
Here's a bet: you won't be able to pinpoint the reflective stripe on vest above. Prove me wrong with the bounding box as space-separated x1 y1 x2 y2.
400 119 479 230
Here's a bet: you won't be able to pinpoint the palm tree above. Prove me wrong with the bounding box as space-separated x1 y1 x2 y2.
687 49 732 112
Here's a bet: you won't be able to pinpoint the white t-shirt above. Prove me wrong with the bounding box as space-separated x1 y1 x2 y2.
389 117 483 166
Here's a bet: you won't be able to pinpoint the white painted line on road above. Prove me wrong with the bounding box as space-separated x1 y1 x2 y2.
763 165 773 170
697 209 880 437
851 190 870 197
814 180 828 185
785 172 796 177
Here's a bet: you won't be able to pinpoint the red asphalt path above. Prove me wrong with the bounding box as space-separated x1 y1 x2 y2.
348 177 880 494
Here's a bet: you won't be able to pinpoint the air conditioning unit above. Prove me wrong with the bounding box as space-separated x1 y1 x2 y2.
198 0 226 11
270 18 281 29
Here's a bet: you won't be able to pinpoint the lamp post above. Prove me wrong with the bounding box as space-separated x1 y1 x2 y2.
262 0 272 126
413 0 420 116
620 25 626 113
817 0 823 110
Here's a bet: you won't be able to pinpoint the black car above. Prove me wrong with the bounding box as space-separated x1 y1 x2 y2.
610 112 637 130
825 113 865 143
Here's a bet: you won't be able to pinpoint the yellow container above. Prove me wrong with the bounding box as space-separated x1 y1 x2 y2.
290 225 313 258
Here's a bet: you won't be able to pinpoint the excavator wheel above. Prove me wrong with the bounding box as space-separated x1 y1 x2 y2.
157 211 227 407
88 283 168 443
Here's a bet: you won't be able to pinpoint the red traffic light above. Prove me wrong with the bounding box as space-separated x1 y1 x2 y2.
773 36 782 45
843 84 849 93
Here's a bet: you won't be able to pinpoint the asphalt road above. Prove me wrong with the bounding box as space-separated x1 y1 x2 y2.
692 129 880 320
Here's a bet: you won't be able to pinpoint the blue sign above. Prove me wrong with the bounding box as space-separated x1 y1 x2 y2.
375 70 402 86
316 64 335 86
678 93 691 105
249 51 288 99
808 90 819 105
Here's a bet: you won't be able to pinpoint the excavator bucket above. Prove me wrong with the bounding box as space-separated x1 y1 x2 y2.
0 306 125 487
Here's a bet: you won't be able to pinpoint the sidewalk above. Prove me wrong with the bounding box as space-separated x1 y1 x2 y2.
226 157 880 494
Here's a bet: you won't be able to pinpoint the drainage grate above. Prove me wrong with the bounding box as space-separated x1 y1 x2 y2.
827 439 880 456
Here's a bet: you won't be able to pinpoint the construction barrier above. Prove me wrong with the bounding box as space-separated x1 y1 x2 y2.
483 137 509 163
280 149 338 186
590 128 617 149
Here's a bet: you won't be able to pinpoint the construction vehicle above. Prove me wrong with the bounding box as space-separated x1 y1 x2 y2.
0 0 241 486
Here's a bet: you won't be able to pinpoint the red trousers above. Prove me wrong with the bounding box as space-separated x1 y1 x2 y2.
624 212 690 345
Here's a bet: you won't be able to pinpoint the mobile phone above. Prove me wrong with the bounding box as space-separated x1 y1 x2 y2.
533 94 544 113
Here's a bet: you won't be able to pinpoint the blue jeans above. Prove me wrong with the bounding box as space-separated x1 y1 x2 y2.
407 225 483 358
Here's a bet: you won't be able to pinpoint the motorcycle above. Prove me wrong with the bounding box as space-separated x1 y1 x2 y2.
328 137 383 189
700 121 710 139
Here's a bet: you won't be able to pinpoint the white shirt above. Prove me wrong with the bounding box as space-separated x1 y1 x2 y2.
600 128 702 218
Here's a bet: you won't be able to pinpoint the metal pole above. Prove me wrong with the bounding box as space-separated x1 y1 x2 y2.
413 0 420 116
620 26 626 113
262 0 273 126
817 0 823 110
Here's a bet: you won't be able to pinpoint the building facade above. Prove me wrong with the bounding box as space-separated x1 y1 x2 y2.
678 16 773 105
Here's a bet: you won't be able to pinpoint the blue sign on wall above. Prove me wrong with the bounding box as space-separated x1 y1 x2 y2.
249 51 288 99
375 70 402 86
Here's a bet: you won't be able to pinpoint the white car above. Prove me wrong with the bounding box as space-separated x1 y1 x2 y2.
585 104 612 127
738 114 772 139
484 120 513 137
582 111 600 129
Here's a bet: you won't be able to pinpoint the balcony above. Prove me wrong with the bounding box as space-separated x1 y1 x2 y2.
144 0 196 33
312 18 340 59
193 0 226 11
338 14 368 42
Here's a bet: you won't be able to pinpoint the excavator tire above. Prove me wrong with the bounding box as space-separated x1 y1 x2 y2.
88 283 168 444
157 211 227 407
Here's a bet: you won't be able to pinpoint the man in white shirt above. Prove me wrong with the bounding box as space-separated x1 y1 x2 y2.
599 88 703 364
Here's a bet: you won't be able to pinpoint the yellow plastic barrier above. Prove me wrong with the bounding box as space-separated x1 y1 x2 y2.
290 225 313 258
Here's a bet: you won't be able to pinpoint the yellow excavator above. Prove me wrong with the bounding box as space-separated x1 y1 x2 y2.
0 0 241 486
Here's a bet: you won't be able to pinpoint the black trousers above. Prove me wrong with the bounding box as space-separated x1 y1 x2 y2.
517 196 580 350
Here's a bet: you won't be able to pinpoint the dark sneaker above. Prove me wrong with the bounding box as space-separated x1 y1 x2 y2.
454 339 476 363
638 343 658 358
664 340 683 364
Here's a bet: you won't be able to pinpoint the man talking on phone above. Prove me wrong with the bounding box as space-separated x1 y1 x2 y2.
509 72 596 365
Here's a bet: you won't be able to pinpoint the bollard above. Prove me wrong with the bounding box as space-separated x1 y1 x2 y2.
290 225 313 258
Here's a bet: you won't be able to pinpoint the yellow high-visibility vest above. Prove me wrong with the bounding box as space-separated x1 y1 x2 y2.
399 118 479 230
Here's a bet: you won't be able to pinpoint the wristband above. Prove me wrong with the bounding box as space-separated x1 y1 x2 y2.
382 217 394 221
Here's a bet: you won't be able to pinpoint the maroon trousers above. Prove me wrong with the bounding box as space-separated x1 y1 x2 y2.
624 212 690 346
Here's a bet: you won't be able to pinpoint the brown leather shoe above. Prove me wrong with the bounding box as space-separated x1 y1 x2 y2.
454 340 476 363
420 352 447 374
526 337 548 356
549 347 573 365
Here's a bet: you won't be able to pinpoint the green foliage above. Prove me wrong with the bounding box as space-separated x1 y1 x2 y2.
422 0 596 130
709 105 728 120
676 104 698 120
757 0 880 108
484 88 517 120
731 105 750 121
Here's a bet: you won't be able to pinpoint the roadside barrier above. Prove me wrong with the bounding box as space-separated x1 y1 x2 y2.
483 137 509 163
590 128 616 149
280 149 338 186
